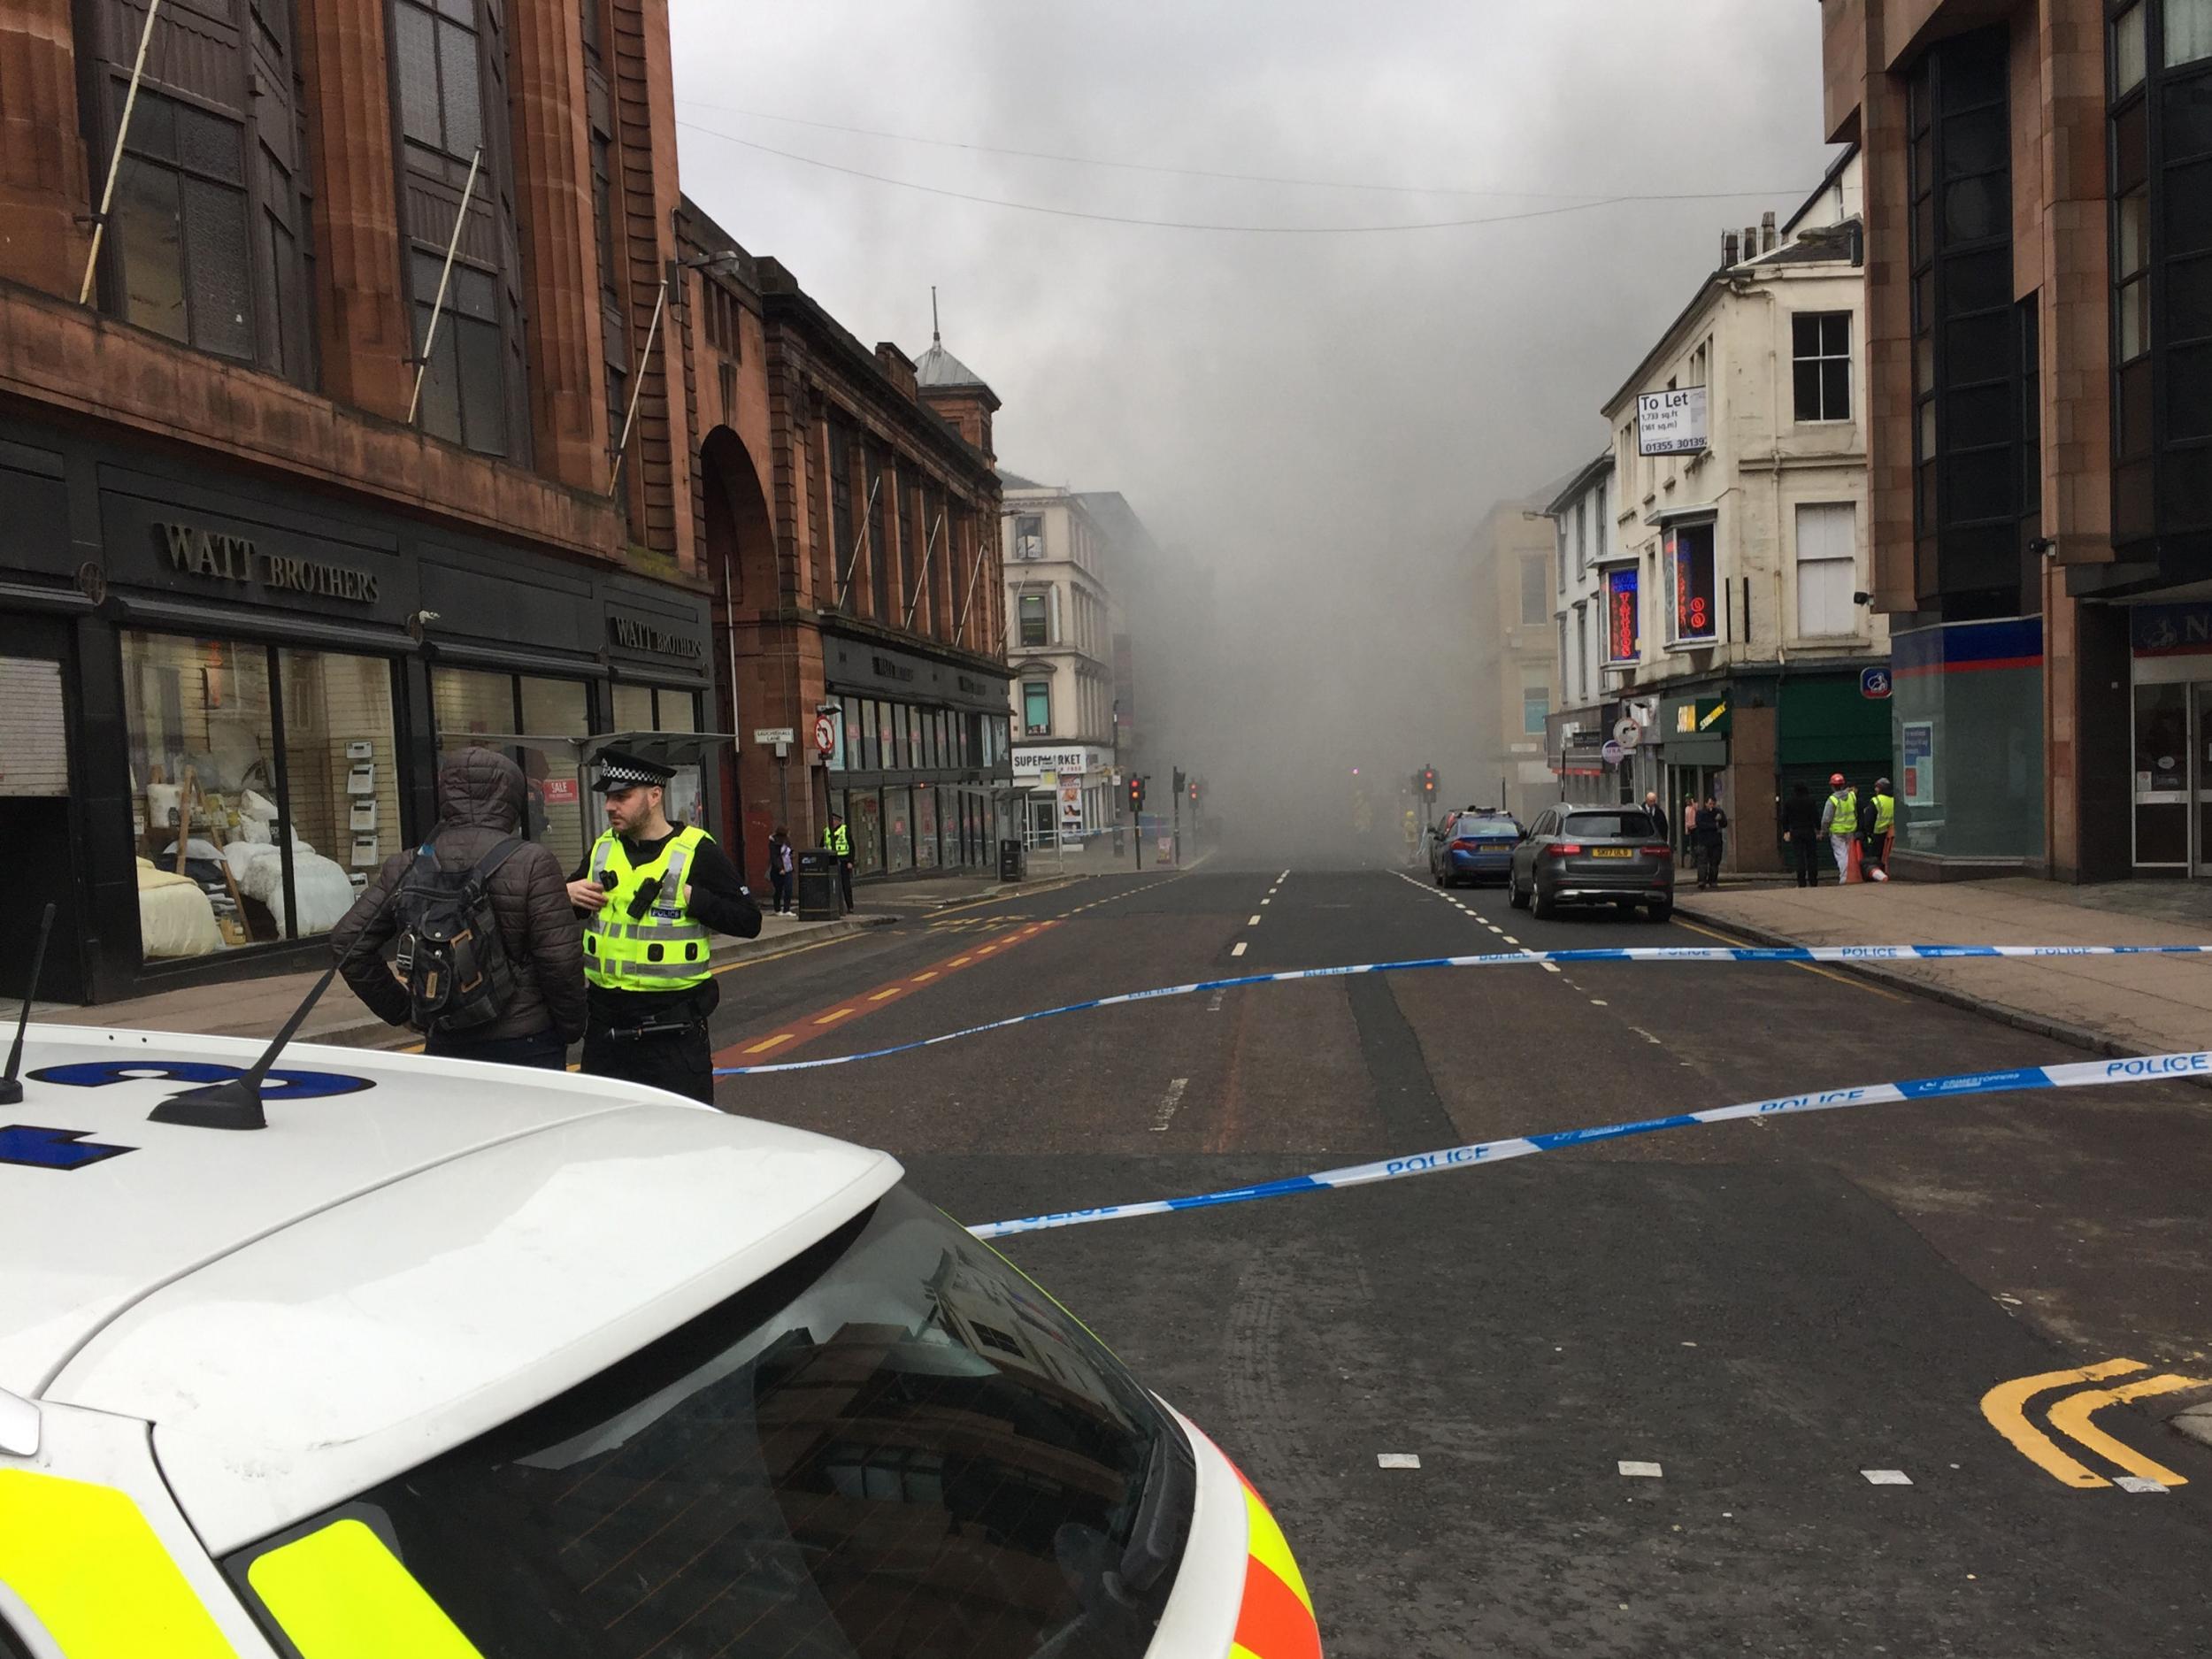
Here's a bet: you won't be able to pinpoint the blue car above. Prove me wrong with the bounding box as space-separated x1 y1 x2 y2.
1430 808 1524 887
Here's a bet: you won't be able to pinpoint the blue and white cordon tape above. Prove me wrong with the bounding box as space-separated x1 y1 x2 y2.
965 1049 2212 1240
715 943 2212 1077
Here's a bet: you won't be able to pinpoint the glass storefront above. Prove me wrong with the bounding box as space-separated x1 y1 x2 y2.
825 693 1010 879
433 667 596 876
122 632 397 958
2128 604 2212 872
1890 618 2046 862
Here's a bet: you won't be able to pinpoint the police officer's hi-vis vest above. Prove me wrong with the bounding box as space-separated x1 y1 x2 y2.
582 825 713 991
823 823 851 856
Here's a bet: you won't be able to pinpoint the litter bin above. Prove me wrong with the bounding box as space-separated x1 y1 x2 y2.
795 848 842 919
998 838 1025 882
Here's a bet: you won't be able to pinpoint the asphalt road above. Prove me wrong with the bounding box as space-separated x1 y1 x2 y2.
702 856 2212 1658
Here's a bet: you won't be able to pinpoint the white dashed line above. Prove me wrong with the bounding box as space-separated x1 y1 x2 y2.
1861 1470 1913 1486
1149 1077 1189 1133
1248 915 1262 926
1376 1453 1422 1470
1231 941 1248 957
1618 1461 1663 1479
2116 1477 2170 1494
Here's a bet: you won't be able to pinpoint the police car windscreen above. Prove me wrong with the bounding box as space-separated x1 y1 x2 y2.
224 1186 1191 1659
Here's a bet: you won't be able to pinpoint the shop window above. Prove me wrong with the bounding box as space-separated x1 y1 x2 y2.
1792 313 1852 422
857 699 879 770
122 634 398 959
279 649 401 939
1794 503 1858 635
851 788 883 875
431 668 590 871
657 688 698 731
884 786 914 873
1023 680 1051 736
915 785 939 869
612 683 655 730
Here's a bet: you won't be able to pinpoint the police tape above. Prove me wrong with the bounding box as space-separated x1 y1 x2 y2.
964 1048 2212 1240
712 943 2212 1077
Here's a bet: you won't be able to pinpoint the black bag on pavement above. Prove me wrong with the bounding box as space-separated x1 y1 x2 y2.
391 836 528 1033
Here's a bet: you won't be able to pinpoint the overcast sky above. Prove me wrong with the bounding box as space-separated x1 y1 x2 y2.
669 1 1839 825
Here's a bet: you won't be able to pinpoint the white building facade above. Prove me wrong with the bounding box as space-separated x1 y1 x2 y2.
1542 453 1624 805
1002 480 1122 845
1579 150 1892 869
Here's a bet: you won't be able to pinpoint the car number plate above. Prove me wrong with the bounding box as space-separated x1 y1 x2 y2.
1590 847 1633 858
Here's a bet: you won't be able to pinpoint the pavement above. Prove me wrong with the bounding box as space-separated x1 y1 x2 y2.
2 868 1084 1048
1676 877 2212 1064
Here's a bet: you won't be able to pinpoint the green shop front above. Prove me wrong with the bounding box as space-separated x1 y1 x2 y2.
1643 668 1893 872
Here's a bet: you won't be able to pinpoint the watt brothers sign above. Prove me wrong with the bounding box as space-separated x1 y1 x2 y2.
157 522 380 603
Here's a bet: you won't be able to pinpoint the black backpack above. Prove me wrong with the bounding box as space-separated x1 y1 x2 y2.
391 836 527 1033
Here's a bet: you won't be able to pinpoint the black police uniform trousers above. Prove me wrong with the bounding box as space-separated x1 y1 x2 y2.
580 995 715 1104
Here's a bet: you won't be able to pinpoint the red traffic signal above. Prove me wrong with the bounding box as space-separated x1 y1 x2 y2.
1127 776 1146 810
1420 767 1437 797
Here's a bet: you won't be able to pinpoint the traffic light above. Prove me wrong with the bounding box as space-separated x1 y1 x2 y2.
1187 777 1199 803
1172 766 1186 800
1127 775 1146 814
1420 766 1438 800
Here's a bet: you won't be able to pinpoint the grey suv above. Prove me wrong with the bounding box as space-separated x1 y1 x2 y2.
1508 806 1674 921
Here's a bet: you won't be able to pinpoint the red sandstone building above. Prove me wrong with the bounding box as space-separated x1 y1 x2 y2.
0 0 722 1002
1820 0 2212 879
678 201 1014 887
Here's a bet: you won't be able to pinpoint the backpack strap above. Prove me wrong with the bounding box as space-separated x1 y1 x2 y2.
468 835 529 888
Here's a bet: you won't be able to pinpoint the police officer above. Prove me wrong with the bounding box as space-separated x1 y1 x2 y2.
567 748 760 1102
822 811 854 910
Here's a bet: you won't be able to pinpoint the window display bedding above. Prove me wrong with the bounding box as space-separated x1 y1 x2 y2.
135 858 221 958
220 836 356 936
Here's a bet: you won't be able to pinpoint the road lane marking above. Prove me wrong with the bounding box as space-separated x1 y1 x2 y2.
1979 1358 2148 1488
1502 936 1520 945
1542 963 1561 973
1149 1078 1190 1133
2047 1373 2207 1489
1673 917 1906 1001
1232 942 1248 957
1248 915 1262 926
1261 898 1271 905
1618 1462 1663 1479
712 921 1058 1070
1861 1470 1913 1486
1207 989 1226 1012
1376 1454 1421 1470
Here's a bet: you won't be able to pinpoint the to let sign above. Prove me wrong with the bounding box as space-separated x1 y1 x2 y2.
1636 386 1709 457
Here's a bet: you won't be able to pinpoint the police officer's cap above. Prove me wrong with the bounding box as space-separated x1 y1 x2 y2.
592 749 677 792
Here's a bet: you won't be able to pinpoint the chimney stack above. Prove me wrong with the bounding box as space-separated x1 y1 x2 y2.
1743 225 1758 261
1723 230 1740 266
1762 211 1778 252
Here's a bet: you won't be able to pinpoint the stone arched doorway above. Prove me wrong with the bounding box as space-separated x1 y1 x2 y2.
699 426 783 872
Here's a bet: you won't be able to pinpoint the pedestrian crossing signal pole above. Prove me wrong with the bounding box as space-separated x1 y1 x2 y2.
1128 775 1146 871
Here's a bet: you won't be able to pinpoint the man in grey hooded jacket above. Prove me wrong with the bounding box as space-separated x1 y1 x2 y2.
331 747 588 1067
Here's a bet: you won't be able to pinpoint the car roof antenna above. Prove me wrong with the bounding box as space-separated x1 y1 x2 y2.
150 898 390 1131
0 902 59 1108
149 964 341 1131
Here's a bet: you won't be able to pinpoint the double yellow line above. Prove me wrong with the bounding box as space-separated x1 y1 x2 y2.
1981 1357 2208 1488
